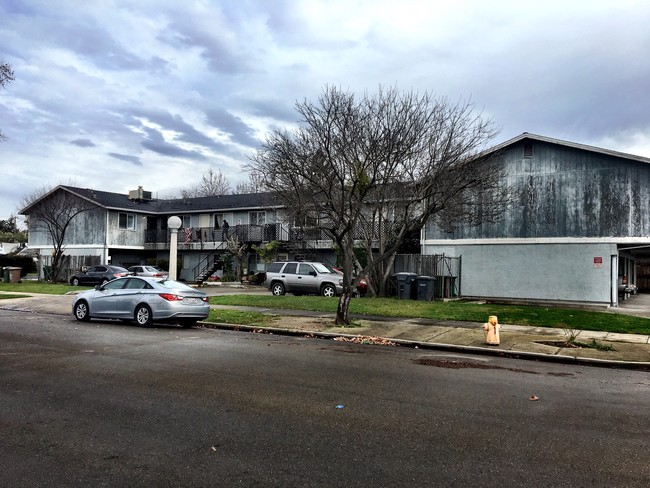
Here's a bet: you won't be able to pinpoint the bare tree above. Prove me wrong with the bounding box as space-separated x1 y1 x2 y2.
1 59 15 141
20 185 98 282
249 85 511 324
235 171 265 194
181 168 231 197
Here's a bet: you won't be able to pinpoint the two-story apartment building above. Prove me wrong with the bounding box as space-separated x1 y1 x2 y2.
21 133 650 306
21 186 338 282
422 133 650 307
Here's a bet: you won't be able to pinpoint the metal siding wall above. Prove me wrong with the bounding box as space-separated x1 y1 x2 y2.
425 141 650 240
107 211 145 247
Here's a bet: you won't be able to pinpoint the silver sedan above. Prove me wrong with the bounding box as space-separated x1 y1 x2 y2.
127 265 169 280
72 276 210 328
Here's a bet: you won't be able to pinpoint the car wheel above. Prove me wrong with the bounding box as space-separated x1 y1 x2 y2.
74 300 91 322
271 282 286 296
134 304 153 327
321 284 336 297
180 319 197 328
71 277 80 286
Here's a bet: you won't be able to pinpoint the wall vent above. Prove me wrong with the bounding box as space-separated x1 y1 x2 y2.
523 142 533 158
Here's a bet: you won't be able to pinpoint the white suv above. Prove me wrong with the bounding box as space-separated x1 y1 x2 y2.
264 261 343 297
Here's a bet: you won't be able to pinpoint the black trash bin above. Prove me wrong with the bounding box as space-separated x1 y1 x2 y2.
416 276 436 301
395 272 417 300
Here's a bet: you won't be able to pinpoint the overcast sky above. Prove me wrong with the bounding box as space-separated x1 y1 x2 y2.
1 0 649 220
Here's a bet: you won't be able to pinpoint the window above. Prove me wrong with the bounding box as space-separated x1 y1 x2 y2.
299 264 315 275
523 142 533 158
283 263 297 274
268 262 285 273
124 278 149 290
119 213 136 230
104 279 126 290
249 211 266 226
182 215 191 228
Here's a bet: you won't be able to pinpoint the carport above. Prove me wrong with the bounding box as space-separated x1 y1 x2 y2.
616 243 650 303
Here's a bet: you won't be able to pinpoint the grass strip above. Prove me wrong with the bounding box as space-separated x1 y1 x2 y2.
209 295 650 335
0 282 91 295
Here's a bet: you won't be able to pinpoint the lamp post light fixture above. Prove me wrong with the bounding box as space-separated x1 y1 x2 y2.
167 216 182 281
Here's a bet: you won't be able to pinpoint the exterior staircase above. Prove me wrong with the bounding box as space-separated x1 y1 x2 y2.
194 255 220 283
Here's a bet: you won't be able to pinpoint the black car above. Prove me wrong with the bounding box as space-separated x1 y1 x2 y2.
70 265 132 286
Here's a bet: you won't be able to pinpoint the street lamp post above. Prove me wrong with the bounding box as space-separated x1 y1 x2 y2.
167 216 182 281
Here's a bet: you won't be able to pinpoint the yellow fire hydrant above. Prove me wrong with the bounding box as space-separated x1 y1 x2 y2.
483 315 501 345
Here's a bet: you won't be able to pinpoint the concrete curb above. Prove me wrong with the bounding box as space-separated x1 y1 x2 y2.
197 322 650 371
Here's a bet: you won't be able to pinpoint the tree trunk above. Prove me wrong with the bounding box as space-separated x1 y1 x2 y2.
335 289 352 325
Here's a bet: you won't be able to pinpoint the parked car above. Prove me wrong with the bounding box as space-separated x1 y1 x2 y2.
70 265 132 286
264 261 343 297
128 265 169 280
333 267 369 296
72 276 210 327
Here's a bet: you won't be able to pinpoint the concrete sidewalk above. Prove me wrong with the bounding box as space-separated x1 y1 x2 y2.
1 291 649 369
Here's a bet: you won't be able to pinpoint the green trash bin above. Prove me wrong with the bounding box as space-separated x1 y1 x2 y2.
2 267 9 283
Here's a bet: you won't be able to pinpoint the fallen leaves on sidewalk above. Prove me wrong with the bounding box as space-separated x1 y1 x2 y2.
333 335 399 346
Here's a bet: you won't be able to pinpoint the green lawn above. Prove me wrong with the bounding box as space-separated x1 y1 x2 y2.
0 282 91 295
2 281 649 335
210 295 650 335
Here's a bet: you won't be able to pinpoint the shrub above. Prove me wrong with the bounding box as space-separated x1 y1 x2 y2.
0 255 37 276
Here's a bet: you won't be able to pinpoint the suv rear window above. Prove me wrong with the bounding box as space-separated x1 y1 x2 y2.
267 262 285 273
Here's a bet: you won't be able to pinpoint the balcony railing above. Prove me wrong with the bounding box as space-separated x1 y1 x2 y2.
144 223 334 249
144 222 389 249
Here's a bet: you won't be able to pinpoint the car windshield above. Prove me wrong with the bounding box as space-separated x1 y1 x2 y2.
158 280 196 292
313 263 335 274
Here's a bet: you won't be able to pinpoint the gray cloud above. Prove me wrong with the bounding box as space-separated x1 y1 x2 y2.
140 127 207 160
1 0 650 219
127 108 229 152
204 107 259 147
70 138 95 147
108 152 142 165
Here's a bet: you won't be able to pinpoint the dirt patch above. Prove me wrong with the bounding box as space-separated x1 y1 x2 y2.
414 358 540 374
536 340 615 351
414 358 574 377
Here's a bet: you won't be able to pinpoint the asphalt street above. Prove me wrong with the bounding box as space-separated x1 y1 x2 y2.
1 310 649 487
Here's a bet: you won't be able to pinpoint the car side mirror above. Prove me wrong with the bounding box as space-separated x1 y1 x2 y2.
310 271 317 277
95 285 102 291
